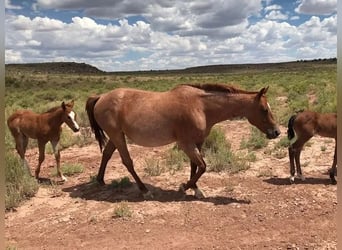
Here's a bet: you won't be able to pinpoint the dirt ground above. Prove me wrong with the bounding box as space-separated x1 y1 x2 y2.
5 120 337 249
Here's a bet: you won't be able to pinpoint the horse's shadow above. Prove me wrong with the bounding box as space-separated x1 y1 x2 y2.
263 176 332 186
62 181 250 205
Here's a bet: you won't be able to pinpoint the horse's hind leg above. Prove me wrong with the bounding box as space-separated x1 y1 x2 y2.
110 132 150 198
14 133 31 175
35 141 46 180
97 140 116 185
288 146 296 183
51 140 66 181
329 141 337 185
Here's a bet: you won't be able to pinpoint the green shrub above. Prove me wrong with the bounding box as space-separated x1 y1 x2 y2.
51 163 84 177
5 151 39 210
112 201 132 219
240 127 268 151
110 176 132 189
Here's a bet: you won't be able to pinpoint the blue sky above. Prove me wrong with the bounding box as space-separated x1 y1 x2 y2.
5 0 337 72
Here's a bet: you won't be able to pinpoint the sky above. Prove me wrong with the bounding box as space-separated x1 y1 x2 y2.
5 0 337 72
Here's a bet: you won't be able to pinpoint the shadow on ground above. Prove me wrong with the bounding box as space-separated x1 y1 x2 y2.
62 181 251 206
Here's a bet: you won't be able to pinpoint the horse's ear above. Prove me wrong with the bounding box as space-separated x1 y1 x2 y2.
61 101 66 111
257 86 269 99
69 100 74 107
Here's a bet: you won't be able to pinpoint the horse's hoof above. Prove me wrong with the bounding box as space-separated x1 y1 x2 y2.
289 176 295 184
331 179 337 185
96 179 105 186
61 176 67 182
143 190 154 199
194 188 205 199
178 183 186 193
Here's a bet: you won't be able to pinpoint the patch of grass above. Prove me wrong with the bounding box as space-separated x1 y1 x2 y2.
143 158 164 176
110 176 132 189
112 201 132 219
51 163 84 177
5 151 39 210
165 145 187 174
240 127 268 151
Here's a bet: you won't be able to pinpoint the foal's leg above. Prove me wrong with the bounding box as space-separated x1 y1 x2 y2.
35 140 46 180
97 140 116 185
329 140 337 185
294 147 305 181
179 143 207 199
15 134 31 175
109 132 150 198
288 146 296 183
50 140 66 181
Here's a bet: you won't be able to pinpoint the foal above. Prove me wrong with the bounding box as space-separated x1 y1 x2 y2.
287 110 337 184
7 101 80 181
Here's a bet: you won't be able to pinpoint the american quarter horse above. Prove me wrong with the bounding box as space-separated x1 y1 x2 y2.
287 110 337 184
86 84 280 198
7 100 80 181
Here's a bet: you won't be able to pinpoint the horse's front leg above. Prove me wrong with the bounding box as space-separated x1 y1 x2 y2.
179 143 206 199
51 140 66 182
329 141 337 185
35 141 46 180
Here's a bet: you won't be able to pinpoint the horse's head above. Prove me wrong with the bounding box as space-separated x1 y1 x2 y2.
247 87 280 139
61 100 80 132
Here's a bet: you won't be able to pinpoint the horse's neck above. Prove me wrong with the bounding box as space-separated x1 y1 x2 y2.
43 109 64 130
203 93 254 126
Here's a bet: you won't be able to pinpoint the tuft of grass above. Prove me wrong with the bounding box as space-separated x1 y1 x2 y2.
143 158 164 176
5 151 39 210
51 163 84 177
110 176 132 189
165 145 187 174
240 127 268 151
112 201 132 219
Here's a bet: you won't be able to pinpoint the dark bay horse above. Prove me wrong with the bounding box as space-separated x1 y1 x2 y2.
287 110 337 184
7 101 80 181
86 84 280 198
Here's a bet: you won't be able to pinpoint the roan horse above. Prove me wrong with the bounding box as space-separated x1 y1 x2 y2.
7 100 80 181
287 110 337 184
86 84 280 198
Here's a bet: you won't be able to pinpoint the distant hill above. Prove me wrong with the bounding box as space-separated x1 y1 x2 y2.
5 58 336 75
5 62 104 74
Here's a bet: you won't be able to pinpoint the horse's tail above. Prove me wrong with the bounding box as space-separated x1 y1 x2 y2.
85 95 108 151
287 114 297 140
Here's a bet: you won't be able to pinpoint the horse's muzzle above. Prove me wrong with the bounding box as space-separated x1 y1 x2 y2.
73 127 80 132
267 128 281 139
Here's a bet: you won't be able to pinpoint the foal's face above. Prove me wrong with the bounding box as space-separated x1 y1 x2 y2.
247 87 280 139
62 100 80 132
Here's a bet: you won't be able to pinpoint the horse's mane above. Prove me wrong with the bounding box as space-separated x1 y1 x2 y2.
44 106 61 113
178 83 255 94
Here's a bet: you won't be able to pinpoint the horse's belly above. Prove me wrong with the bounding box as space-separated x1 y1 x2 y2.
125 129 175 147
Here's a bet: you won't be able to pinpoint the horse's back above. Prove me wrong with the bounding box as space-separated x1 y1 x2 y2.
93 87 205 147
295 110 336 138
7 110 40 138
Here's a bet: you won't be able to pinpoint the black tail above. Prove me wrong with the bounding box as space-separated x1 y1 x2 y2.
287 115 297 140
85 95 108 151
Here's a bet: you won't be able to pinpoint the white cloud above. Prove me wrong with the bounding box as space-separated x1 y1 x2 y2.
265 10 288 20
4 2 337 71
295 0 337 15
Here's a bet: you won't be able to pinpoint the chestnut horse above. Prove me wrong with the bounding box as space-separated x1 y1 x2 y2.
86 84 280 198
7 101 80 181
287 110 337 184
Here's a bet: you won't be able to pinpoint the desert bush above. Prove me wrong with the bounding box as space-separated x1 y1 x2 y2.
112 201 132 219
143 158 164 176
165 145 187 174
240 127 268 151
51 163 84 177
110 176 132 189
5 151 39 210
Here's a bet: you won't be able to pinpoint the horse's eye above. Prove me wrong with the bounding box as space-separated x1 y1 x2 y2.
263 108 268 114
